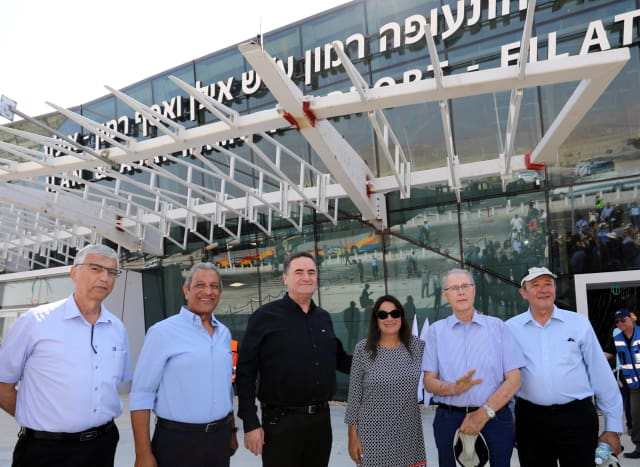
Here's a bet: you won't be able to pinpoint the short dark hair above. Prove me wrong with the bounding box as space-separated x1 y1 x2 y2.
283 251 316 273
365 294 412 360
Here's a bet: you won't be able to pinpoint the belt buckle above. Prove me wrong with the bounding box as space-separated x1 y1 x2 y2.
79 430 98 442
307 405 317 415
205 422 216 432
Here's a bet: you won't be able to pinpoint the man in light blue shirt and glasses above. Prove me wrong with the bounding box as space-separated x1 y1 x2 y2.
0 244 131 467
130 262 237 467
422 268 524 467
507 266 623 467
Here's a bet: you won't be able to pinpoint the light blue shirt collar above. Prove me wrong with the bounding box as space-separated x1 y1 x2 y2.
521 305 565 328
63 294 112 324
178 306 219 329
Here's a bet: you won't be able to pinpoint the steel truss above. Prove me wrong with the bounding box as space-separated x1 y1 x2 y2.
0 1 630 271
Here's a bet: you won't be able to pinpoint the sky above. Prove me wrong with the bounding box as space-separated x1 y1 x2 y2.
0 0 350 119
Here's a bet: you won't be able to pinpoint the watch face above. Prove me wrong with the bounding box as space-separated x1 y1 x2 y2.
484 405 495 418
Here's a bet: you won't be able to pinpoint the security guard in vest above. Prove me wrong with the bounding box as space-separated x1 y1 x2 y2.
614 308 640 459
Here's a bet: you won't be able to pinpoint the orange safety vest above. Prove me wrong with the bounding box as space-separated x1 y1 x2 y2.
231 339 238 383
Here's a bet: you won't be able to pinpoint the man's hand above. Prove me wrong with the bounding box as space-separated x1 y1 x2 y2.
599 431 622 456
244 427 265 456
133 451 157 467
460 408 489 435
454 369 483 395
230 430 238 456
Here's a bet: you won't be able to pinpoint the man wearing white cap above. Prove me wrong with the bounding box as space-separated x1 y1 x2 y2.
506 266 623 467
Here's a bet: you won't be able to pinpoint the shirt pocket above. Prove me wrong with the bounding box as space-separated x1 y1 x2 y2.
558 341 582 366
111 350 126 381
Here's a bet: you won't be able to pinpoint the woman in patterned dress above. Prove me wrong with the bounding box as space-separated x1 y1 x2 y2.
345 295 426 467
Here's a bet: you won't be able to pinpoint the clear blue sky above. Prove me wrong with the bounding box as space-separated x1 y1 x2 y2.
0 0 348 118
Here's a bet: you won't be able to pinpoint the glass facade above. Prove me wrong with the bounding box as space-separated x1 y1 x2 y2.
42 0 640 398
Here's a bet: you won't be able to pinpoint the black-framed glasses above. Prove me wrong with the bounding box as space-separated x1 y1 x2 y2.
77 263 122 277
376 309 402 320
615 318 627 324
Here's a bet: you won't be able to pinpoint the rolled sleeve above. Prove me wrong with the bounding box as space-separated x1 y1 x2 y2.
129 326 166 411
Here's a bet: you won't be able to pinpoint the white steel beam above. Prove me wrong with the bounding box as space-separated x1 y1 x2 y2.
239 40 387 228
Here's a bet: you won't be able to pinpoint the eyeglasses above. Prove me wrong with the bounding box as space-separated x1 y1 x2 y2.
76 263 122 277
376 309 402 320
615 318 628 324
444 283 475 292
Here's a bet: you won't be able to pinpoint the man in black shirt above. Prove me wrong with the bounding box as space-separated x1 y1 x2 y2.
236 251 351 467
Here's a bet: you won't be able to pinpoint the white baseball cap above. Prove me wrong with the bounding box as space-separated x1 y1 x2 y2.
453 429 489 467
520 266 557 287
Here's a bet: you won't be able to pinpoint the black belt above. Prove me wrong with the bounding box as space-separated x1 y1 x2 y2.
156 412 233 432
516 396 591 411
261 401 329 415
437 403 507 415
20 420 115 442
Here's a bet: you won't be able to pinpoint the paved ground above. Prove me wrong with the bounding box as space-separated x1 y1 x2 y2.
0 395 635 466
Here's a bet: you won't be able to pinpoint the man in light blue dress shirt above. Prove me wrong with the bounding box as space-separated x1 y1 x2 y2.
0 244 132 467
422 268 525 467
507 266 623 467
130 262 237 467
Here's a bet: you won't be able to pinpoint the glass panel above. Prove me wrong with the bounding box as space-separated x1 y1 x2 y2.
367 0 438 72
301 3 368 90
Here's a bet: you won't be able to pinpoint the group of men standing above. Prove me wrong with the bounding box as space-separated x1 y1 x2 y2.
0 247 349 467
0 242 627 467
424 266 622 467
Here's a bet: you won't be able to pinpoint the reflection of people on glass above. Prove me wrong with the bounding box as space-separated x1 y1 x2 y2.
343 301 360 351
359 284 373 311
370 256 379 280
345 295 426 467
404 295 416 325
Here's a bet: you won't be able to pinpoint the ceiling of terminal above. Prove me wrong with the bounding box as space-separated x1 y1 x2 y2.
0 2 630 272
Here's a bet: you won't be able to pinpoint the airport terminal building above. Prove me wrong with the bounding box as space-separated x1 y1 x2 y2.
1 0 639 396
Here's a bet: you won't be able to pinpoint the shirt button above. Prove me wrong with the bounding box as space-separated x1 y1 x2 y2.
315 362 319 366
93 409 97 413
94 387 98 391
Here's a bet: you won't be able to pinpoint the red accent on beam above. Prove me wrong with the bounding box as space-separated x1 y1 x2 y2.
525 152 545 170
302 101 316 127
282 112 299 129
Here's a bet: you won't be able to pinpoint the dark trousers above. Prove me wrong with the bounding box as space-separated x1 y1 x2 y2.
262 407 332 467
433 406 514 467
12 425 119 467
630 389 640 448
515 397 598 467
151 422 232 467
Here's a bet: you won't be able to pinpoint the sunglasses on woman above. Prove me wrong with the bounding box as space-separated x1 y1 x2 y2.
376 309 402 320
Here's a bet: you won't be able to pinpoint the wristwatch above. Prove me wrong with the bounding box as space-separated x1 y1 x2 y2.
483 404 496 419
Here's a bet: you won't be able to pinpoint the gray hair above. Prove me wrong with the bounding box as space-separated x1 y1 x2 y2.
442 268 475 289
74 244 119 269
184 263 222 290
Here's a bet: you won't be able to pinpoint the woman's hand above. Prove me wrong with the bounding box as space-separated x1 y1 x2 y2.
348 425 364 464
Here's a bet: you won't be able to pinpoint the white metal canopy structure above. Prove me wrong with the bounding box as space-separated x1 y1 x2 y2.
0 7 630 271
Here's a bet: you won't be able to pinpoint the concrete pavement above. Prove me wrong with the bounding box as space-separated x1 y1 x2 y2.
0 396 634 466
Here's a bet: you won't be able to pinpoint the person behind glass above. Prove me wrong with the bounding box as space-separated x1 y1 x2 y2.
345 295 426 467
130 263 237 467
236 251 352 467
613 308 640 459
506 266 623 467
0 244 132 467
422 268 524 467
